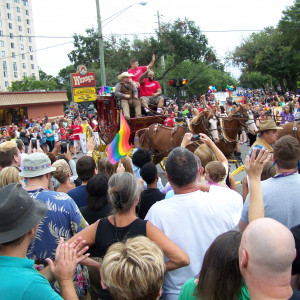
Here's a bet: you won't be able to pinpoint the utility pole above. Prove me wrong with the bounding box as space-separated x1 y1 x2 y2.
157 11 166 94
96 0 106 86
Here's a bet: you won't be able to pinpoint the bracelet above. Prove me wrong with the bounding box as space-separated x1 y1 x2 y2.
87 151 93 154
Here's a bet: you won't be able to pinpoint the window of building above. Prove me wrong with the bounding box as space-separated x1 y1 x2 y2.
29 46 32 51
13 62 17 71
9 23 12 29
10 33 13 39
28 37 32 43
17 16 21 22
22 63 26 69
31 64 34 69
0 31 3 36
14 71 18 78
32 73 35 77
6 3 10 9
3 71 8 78
18 26 22 31
16 7 20 13
27 28 31 34
19 35 23 41
23 72 27 77
3 61 7 71
1 51 5 57
23 0 29 7
15 0 20 3
22 54 25 59
7 13 11 19
5 81 9 88
26 19 30 25
0 20 2 27
25 10 29 16
0 41 4 47
11 52 15 58
20 44 24 50
30 55 33 60
11 42 14 49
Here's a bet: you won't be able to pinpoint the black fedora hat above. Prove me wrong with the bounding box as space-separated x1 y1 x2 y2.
0 183 48 243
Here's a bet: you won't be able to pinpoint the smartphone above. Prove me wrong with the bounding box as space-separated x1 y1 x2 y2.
31 138 37 149
191 134 200 141
61 141 67 154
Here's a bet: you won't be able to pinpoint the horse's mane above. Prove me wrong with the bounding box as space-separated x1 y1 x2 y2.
229 104 249 117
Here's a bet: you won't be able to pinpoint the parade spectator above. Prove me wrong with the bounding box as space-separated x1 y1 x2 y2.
139 68 164 115
20 153 90 298
68 172 189 300
204 161 228 188
249 119 282 156
67 156 97 208
0 166 23 188
127 54 155 88
71 119 83 153
115 72 142 121
67 120 76 158
45 122 55 152
98 157 114 177
52 159 76 193
164 109 175 127
59 120 67 143
80 173 113 225
102 236 165 300
179 231 250 300
136 162 165 219
240 135 300 230
239 218 299 299
0 141 21 171
280 103 295 124
145 147 243 299
0 128 11 143
111 155 134 174
0 183 84 300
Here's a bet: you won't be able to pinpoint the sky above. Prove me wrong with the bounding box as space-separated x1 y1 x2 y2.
31 0 295 79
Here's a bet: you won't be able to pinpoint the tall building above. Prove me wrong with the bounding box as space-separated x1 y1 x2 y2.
0 0 39 91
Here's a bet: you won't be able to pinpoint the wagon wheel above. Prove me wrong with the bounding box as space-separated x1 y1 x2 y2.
86 126 108 165
159 157 167 171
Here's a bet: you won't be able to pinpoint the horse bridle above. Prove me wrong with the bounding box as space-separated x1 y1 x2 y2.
191 114 217 141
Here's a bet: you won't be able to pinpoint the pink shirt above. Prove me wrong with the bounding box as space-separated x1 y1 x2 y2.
127 66 147 82
139 78 161 97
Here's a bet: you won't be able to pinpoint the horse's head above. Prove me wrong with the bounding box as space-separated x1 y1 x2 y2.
235 104 258 135
204 110 219 142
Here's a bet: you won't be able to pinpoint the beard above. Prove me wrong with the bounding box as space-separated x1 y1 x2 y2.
148 77 154 82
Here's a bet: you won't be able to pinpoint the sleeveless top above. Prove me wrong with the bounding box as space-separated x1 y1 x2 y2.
90 217 147 258
91 217 147 300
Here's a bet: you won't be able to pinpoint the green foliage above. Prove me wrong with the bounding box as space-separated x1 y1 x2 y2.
232 0 300 92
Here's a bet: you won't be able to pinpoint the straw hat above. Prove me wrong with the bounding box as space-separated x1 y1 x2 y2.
118 72 133 80
258 120 283 133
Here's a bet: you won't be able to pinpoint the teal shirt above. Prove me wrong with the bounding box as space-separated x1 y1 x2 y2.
0 256 62 300
45 129 54 141
179 278 250 300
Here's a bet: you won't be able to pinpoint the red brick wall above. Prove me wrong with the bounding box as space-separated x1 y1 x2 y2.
27 103 65 121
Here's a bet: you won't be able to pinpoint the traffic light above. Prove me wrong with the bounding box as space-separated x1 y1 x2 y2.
168 78 188 87
168 79 177 87
179 78 187 86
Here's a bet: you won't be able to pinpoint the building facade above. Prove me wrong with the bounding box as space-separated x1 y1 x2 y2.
0 91 68 126
0 0 39 91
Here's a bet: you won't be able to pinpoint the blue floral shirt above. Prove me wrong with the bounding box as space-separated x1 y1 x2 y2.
26 188 89 298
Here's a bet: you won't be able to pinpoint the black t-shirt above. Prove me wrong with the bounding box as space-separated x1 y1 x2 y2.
291 224 300 275
136 188 165 219
79 203 113 225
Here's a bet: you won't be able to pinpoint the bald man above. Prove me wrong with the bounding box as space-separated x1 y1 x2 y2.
239 218 300 300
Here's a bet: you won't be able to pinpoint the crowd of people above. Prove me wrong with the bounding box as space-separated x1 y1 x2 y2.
0 53 300 300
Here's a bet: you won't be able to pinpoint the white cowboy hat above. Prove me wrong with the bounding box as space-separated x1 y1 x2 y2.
118 72 134 80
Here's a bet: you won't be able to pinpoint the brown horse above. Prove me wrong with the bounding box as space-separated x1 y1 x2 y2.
137 110 218 164
216 104 258 157
277 121 300 142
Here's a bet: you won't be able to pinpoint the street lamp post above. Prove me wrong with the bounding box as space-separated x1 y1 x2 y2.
95 1 147 87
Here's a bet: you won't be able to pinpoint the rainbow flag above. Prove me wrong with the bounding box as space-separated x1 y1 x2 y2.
107 113 132 165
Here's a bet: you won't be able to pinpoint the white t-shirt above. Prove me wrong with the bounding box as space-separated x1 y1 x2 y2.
145 187 242 299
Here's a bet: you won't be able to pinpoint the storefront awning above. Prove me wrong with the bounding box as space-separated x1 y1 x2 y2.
0 91 68 107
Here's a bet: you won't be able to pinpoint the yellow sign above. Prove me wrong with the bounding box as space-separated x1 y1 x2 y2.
73 87 96 103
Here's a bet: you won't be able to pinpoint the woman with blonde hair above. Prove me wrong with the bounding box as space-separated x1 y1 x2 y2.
0 166 23 188
52 159 76 193
69 172 189 300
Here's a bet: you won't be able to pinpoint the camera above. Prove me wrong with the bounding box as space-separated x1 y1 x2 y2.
191 134 200 141
31 138 37 149
61 141 67 154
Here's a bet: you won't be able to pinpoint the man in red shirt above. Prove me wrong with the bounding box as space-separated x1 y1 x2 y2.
127 54 156 89
71 119 83 155
139 68 164 115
